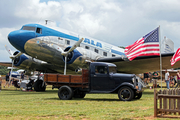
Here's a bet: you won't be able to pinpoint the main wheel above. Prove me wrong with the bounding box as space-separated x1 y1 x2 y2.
73 90 86 98
118 86 134 101
58 86 73 100
134 92 142 99
34 80 46 92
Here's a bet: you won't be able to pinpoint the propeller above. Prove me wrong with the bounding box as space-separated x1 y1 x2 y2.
61 38 84 75
5 45 23 83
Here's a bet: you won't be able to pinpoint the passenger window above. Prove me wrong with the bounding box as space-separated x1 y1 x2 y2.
36 28 42 34
103 52 107 56
95 66 107 74
66 40 70 45
94 49 98 53
112 54 116 57
85 46 89 49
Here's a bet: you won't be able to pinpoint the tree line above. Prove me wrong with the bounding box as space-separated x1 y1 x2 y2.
0 65 9 75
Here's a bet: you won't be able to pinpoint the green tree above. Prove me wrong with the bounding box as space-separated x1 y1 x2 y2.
0 65 9 75
118 46 125 49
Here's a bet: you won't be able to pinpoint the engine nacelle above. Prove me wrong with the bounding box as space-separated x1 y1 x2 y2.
13 51 28 66
62 47 82 64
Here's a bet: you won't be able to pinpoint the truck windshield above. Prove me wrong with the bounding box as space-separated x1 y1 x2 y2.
109 67 117 74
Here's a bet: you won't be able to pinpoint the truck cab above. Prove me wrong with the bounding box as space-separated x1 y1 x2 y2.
90 62 135 92
89 62 143 101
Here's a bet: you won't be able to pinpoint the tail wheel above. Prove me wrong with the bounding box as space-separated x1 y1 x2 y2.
58 86 73 100
118 86 134 101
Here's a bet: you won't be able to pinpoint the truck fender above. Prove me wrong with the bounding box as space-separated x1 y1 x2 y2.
115 82 135 92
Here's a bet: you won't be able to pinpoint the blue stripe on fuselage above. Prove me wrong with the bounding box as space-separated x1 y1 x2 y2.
23 24 79 41
111 49 125 56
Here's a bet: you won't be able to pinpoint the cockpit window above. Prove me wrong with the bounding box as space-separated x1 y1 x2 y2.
36 27 42 34
22 26 36 31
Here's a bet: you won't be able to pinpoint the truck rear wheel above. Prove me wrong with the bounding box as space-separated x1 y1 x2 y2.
58 86 73 100
118 86 134 101
73 90 86 98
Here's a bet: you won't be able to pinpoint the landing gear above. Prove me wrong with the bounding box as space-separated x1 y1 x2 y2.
34 80 46 92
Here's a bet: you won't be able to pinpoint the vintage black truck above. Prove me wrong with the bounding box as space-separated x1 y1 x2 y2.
43 62 143 101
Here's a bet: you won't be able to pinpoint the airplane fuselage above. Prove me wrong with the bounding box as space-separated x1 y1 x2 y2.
8 24 125 73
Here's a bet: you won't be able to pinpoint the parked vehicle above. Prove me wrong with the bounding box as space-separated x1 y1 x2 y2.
43 62 143 101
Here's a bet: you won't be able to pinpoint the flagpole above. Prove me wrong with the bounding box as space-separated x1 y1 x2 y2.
159 26 162 91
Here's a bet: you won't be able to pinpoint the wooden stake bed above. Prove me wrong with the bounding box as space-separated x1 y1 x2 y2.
44 69 89 88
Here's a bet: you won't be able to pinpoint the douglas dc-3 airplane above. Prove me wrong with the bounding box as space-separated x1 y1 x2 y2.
1 24 179 82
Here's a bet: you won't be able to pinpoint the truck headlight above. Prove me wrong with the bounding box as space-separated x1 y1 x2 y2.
132 77 135 83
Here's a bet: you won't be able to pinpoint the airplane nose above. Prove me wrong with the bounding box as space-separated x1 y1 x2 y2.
8 30 36 53
8 31 18 43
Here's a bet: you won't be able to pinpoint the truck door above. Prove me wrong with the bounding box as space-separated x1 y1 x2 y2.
91 66 110 91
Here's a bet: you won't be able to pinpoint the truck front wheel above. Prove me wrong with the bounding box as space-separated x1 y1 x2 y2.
118 87 134 101
58 86 73 100
134 92 142 99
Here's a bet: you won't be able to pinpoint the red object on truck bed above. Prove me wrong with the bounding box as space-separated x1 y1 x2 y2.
44 69 89 88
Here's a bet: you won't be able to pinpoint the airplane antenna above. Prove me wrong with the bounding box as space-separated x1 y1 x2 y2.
45 20 54 25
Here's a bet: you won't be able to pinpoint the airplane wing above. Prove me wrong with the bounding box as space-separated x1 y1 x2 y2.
0 62 13 67
97 53 179 74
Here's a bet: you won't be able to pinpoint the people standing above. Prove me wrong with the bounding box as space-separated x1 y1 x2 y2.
4 73 10 88
0 75 2 91
144 72 149 85
152 71 159 89
169 76 174 88
165 69 170 89
21 72 24 80
176 71 180 88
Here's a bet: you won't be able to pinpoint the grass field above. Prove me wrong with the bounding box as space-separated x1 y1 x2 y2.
0 81 178 120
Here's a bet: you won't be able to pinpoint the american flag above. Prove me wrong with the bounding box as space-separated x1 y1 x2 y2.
170 48 180 66
125 27 160 61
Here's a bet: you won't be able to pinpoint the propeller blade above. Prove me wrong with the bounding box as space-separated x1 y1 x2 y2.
5 45 13 56
62 38 84 56
64 56 67 75
5 45 23 59
62 38 84 75
9 59 14 84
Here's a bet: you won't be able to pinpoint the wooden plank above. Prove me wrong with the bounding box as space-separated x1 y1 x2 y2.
47 74 58 82
173 89 176 115
158 109 180 113
57 75 71 83
169 90 172 114
164 90 167 114
158 95 180 98
71 75 82 83
154 89 157 117
82 69 89 83
178 89 180 115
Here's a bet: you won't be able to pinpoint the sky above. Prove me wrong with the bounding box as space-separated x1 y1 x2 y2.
1 0 180 62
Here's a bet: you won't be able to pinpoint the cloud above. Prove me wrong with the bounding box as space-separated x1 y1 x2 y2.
0 27 16 62
1 0 180 62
